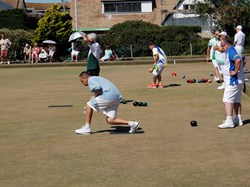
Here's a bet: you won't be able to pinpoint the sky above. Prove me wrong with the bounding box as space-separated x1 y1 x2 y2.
25 0 70 3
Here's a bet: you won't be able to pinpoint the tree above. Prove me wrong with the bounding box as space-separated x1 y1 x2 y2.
33 4 72 57
0 9 39 30
100 20 204 56
194 0 250 37
0 9 26 30
100 20 160 56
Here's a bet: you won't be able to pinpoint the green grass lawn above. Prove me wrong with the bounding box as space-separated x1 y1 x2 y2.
0 63 250 187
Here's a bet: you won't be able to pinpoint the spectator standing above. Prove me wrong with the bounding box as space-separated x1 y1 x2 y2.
83 33 102 76
234 25 245 57
0 34 11 64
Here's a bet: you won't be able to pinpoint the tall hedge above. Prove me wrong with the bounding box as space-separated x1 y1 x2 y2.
33 4 72 57
100 20 205 57
0 9 38 30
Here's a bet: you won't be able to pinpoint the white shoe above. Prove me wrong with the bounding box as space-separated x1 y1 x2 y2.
214 76 220 82
128 121 140 133
218 120 234 129
0 61 2 64
7 61 10 65
217 83 225 90
75 125 91 135
233 118 244 126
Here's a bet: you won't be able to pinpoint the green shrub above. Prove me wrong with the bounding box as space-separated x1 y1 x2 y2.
33 4 72 58
0 28 33 59
100 21 207 57
0 9 38 30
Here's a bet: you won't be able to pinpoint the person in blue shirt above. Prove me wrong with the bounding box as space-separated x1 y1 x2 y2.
218 37 245 129
100 45 113 61
75 71 140 134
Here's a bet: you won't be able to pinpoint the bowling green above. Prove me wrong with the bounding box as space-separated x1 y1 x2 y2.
0 63 250 187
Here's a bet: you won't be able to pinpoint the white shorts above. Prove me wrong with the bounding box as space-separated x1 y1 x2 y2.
87 97 120 119
212 60 223 74
152 63 165 76
235 46 244 57
223 84 243 103
71 50 79 56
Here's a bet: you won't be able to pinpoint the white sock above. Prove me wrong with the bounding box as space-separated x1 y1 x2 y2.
128 121 133 126
237 115 242 121
85 123 90 128
226 116 233 121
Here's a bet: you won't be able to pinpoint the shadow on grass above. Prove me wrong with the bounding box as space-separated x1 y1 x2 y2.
163 83 181 88
92 126 144 135
243 119 250 126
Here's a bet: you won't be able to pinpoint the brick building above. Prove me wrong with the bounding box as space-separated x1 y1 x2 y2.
70 0 180 32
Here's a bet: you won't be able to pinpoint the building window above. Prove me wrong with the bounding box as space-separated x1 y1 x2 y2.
104 2 142 13
183 4 194 10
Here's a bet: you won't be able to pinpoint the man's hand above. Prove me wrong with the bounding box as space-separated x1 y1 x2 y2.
230 71 237 76
206 56 211 63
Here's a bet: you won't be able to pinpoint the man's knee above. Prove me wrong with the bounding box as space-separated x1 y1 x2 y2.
106 117 115 124
153 75 158 79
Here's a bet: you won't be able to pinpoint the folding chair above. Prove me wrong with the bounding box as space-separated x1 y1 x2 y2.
114 46 126 61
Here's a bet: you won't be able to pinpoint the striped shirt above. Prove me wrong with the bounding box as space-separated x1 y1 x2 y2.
152 45 167 64
223 46 244 86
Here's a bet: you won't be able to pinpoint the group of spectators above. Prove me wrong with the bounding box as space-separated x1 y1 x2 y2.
23 42 57 63
0 32 115 65
70 41 115 62
0 34 57 64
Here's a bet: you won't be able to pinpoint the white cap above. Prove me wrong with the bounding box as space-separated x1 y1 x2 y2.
219 31 227 36
87 33 97 41
235 25 242 30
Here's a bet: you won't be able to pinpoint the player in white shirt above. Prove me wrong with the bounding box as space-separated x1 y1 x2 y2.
213 31 228 90
206 31 223 82
147 42 167 88
234 25 245 57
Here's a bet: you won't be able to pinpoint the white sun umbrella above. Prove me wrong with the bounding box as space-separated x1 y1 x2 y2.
69 31 86 42
43 40 57 44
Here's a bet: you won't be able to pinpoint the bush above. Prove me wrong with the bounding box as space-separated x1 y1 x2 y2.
100 21 207 57
0 9 39 30
33 4 72 58
0 28 33 60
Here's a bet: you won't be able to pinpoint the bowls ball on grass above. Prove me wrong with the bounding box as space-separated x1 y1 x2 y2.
190 120 198 127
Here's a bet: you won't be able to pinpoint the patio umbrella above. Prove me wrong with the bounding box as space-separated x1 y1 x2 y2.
69 31 86 42
43 40 57 44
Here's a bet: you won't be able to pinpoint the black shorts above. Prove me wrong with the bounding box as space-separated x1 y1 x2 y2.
87 69 100 76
